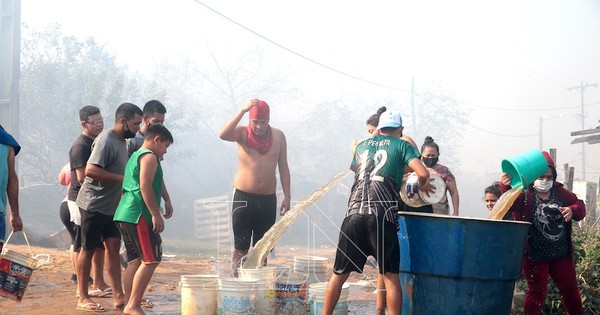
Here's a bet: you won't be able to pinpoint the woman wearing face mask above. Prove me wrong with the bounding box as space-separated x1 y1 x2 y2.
420 136 460 216
500 151 585 315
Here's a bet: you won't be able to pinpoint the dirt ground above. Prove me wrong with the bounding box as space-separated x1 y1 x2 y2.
0 244 379 314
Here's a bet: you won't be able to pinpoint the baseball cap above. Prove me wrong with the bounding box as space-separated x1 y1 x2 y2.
377 110 403 129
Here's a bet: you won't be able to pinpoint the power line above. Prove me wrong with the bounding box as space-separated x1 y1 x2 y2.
193 0 411 93
467 123 538 138
468 102 600 112
193 0 600 118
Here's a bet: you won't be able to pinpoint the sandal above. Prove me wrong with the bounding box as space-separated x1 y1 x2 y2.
89 287 112 298
76 302 105 312
141 298 154 309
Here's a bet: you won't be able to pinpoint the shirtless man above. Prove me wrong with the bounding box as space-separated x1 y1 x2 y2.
219 98 291 276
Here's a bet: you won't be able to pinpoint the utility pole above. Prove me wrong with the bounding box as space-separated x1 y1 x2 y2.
0 0 21 137
568 82 597 180
411 78 416 132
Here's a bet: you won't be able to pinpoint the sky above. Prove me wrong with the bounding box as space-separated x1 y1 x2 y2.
20 0 600 217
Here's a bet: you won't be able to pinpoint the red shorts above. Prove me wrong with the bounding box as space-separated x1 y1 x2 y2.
117 215 162 263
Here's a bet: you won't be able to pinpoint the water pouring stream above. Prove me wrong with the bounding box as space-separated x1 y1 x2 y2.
243 169 352 269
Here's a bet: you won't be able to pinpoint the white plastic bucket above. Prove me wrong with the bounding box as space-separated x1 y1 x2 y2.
180 274 218 315
0 249 36 302
239 266 278 281
293 256 328 284
0 232 37 303
399 173 446 208
239 267 277 315
218 278 257 314
309 282 349 315
275 272 307 315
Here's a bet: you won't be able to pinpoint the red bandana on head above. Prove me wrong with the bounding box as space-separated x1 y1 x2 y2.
246 100 273 154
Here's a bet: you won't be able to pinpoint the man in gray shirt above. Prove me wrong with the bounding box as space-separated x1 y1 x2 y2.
75 103 143 312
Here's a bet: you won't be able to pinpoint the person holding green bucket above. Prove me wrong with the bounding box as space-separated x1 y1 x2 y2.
500 150 585 315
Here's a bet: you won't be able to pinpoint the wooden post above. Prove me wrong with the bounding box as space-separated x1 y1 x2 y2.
563 163 575 191
567 167 575 191
564 163 570 187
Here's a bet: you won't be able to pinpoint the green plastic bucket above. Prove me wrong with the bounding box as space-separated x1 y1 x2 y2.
501 149 548 189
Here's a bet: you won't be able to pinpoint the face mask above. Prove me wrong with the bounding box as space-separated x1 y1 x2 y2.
422 157 438 168
533 179 553 192
123 122 136 139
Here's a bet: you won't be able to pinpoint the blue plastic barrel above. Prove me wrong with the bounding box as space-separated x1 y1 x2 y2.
397 212 530 315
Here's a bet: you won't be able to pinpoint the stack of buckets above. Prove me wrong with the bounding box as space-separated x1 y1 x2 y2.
239 266 278 314
293 255 328 312
180 274 219 315
217 277 257 314
275 271 307 315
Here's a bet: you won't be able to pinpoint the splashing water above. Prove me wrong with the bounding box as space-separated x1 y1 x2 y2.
243 169 352 269
487 186 522 220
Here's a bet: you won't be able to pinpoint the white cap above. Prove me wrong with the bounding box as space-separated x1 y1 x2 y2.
377 110 403 129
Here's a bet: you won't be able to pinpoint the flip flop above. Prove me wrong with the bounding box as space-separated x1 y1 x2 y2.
141 298 154 309
89 287 112 298
76 302 105 312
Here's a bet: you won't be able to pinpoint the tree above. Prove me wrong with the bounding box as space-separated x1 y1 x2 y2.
19 23 146 184
409 82 470 167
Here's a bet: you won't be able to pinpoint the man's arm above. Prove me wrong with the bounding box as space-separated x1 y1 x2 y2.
408 158 435 196
58 163 71 186
219 99 257 142
7 146 22 232
85 163 124 183
161 179 173 218
75 167 86 184
278 133 291 215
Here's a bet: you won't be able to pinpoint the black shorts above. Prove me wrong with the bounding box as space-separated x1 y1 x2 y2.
59 201 83 252
117 215 162 264
231 189 277 250
59 201 77 243
332 213 400 275
80 209 121 250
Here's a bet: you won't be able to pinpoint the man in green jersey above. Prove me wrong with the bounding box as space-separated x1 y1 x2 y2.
323 110 435 315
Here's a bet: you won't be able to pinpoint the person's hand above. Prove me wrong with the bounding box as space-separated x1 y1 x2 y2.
152 215 165 233
280 197 291 216
10 213 23 232
163 200 174 219
242 98 259 113
418 178 436 197
500 173 512 186
560 207 573 222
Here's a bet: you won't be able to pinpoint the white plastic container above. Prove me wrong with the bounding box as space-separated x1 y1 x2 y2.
293 256 328 284
309 282 349 315
218 278 257 314
275 272 307 315
399 172 446 207
239 267 278 314
180 274 218 315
